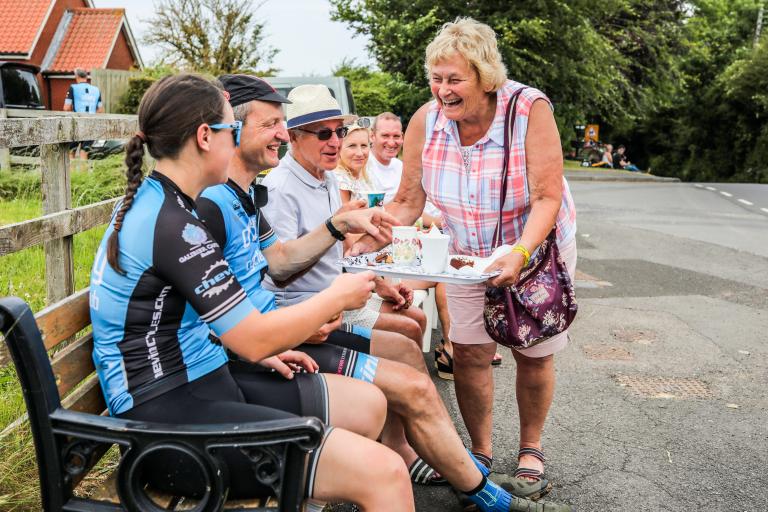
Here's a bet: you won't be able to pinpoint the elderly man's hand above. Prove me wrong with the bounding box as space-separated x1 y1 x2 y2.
334 208 399 245
374 278 412 309
305 313 343 344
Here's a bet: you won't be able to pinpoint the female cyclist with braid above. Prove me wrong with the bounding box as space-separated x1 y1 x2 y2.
89 74 414 510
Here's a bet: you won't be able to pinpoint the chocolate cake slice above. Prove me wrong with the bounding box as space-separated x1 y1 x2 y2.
449 256 474 269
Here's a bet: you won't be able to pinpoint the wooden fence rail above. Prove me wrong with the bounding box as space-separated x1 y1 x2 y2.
0 110 137 306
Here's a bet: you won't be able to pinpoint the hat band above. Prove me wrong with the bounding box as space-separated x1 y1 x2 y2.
288 109 345 129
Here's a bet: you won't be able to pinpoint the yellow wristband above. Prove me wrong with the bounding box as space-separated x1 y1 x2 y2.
511 244 531 267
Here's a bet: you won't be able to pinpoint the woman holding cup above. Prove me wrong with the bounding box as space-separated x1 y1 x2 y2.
351 17 578 501
334 123 386 208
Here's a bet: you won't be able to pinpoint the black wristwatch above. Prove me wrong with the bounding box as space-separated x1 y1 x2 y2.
325 217 346 241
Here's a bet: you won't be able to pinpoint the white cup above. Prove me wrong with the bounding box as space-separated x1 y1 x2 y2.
392 226 419 266
418 231 450 273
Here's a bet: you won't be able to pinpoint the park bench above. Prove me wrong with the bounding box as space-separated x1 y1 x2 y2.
0 290 324 512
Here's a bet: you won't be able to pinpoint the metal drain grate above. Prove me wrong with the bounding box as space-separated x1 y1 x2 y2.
583 344 633 361
614 375 713 399
611 328 657 345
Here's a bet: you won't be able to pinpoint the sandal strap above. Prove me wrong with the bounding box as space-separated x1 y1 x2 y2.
471 451 493 471
513 467 544 481
518 447 546 463
409 457 446 484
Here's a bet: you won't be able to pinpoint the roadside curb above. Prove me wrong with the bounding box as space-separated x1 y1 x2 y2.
565 170 681 183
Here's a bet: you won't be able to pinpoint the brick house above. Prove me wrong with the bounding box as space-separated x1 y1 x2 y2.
0 0 143 109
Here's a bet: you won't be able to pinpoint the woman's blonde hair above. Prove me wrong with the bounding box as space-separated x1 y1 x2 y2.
337 123 372 182
425 17 507 92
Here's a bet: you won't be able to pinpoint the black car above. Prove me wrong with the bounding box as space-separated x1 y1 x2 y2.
0 62 45 110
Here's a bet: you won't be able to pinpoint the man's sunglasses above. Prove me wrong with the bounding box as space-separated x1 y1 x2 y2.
295 126 349 141
210 121 243 147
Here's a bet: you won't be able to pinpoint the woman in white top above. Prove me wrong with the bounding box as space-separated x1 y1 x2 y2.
335 124 381 204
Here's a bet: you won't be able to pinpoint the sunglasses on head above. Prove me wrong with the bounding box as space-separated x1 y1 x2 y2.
295 126 349 141
209 120 243 147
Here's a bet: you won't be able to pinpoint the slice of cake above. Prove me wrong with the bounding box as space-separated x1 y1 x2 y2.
449 256 474 270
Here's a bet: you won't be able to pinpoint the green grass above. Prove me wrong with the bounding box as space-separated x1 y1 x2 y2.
0 156 126 511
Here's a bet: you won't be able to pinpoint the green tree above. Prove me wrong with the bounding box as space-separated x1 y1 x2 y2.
627 0 765 181
330 0 686 139
333 60 430 125
144 0 278 76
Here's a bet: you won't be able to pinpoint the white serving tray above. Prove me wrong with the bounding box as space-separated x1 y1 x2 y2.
339 248 501 285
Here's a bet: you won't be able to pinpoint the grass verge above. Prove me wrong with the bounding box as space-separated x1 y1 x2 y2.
1 156 125 510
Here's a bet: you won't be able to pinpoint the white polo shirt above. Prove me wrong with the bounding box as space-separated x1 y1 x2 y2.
367 154 403 204
261 152 343 306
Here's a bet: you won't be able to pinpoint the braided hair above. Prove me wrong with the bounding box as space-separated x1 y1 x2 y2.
106 74 226 273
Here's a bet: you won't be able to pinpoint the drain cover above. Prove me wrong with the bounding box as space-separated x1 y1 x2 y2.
614 375 712 399
611 328 657 345
583 344 633 360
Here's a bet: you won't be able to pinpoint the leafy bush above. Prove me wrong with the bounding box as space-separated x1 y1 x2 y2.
114 65 177 114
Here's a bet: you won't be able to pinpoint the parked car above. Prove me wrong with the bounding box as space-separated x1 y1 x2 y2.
87 139 126 159
264 76 356 115
0 62 45 110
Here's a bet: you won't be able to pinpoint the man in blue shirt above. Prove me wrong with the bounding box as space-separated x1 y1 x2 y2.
63 68 104 160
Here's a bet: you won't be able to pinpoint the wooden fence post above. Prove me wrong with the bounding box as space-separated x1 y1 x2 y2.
40 142 74 304
0 109 9 171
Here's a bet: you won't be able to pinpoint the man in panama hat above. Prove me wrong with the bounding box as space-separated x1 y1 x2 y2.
261 85 428 345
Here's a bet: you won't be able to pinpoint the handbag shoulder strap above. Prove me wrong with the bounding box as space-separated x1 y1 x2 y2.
491 87 525 249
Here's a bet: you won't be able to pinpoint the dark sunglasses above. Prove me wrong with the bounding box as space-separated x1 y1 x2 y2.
295 126 348 141
209 121 242 147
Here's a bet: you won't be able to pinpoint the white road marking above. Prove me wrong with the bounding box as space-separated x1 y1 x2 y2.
720 191 733 197
694 184 703 188
706 186 716 191
762 208 768 214
738 199 753 206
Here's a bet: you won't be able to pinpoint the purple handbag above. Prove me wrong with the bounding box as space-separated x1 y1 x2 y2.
482 90 578 349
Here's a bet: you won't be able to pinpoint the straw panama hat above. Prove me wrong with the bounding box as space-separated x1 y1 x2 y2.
286 84 358 129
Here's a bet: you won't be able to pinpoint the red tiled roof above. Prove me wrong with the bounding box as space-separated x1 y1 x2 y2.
46 8 125 73
0 0 52 55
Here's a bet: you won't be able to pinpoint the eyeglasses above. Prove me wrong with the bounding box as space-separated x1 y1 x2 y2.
295 126 348 141
209 121 242 147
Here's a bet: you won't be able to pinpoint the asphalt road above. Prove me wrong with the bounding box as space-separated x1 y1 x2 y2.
692 182 768 218
404 180 768 512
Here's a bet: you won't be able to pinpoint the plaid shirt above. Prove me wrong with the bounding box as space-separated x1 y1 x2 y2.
422 80 577 258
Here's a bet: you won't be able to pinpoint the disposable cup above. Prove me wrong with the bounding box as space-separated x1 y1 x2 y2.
418 231 450 273
366 191 386 208
392 226 419 266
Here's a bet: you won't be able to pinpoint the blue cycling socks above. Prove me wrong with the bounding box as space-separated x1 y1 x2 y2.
468 449 491 477
465 476 512 512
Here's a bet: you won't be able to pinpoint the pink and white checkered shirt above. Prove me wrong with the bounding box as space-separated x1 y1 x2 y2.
422 80 577 258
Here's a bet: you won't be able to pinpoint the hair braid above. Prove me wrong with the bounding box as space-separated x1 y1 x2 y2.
103 73 226 274
106 135 145 273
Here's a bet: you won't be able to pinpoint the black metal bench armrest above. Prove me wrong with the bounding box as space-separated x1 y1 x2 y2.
49 408 323 512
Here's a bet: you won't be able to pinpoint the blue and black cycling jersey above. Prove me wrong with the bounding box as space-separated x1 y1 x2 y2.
89 172 255 415
197 180 373 342
197 180 277 314
65 83 101 113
